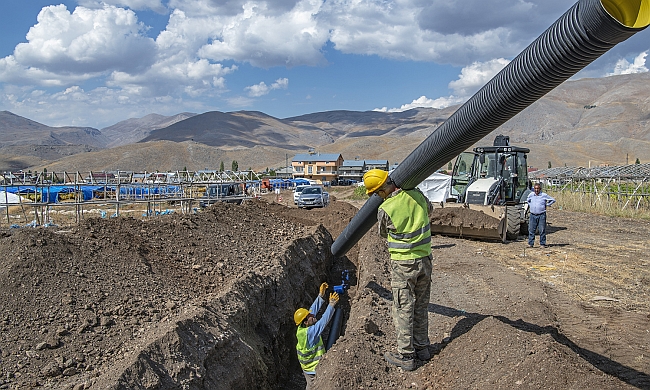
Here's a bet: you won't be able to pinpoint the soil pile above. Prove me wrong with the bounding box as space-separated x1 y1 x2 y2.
0 197 648 389
430 207 500 229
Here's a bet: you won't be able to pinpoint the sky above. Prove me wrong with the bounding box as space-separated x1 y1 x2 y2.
0 0 648 129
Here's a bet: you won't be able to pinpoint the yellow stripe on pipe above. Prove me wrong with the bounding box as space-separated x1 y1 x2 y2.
601 0 650 28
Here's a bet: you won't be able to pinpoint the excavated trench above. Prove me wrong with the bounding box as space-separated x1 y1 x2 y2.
0 199 362 390
96 227 342 390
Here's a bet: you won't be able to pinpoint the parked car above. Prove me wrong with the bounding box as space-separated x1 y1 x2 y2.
200 183 246 207
297 186 329 209
293 184 310 204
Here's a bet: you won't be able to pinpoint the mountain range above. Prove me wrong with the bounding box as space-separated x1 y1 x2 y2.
1 71 649 173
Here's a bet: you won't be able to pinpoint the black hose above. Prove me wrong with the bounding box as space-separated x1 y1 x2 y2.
325 307 343 350
332 0 649 257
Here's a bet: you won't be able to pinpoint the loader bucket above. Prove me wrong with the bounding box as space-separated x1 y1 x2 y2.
429 204 507 242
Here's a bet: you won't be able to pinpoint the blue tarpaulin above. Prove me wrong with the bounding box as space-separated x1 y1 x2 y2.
3 185 183 203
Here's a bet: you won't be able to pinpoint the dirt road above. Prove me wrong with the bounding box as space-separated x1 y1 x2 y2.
0 192 648 389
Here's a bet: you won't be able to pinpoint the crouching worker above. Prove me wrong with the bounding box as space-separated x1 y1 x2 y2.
294 282 340 389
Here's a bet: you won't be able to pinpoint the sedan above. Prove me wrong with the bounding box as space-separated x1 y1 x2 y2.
297 186 329 209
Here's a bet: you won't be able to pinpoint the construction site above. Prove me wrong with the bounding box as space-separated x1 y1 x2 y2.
0 188 649 389
1 0 649 389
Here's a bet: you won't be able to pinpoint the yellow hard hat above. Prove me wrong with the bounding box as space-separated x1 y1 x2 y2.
294 308 310 326
363 169 389 195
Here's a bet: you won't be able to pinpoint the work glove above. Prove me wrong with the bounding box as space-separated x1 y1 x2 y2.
329 292 339 307
319 282 328 298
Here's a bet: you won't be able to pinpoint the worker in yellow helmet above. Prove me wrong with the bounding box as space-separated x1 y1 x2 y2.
294 282 339 389
363 168 433 371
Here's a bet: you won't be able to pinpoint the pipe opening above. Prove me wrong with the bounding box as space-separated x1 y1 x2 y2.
601 0 650 28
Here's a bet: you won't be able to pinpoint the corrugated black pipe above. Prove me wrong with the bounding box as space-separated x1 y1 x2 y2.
325 307 343 350
331 0 649 257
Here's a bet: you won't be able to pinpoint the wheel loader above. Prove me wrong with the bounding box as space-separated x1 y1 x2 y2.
431 135 532 242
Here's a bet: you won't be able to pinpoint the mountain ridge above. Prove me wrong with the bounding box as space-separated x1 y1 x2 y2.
1 72 649 172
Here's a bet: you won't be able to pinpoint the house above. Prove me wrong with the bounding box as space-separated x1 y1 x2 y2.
292 153 343 183
275 167 293 179
364 160 389 171
338 160 365 183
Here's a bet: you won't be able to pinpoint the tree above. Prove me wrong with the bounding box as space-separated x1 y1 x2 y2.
547 161 552 169
447 161 453 170
635 158 641 164
231 160 239 171
219 161 224 172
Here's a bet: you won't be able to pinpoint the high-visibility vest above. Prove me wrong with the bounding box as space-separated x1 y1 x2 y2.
379 189 432 260
296 326 325 372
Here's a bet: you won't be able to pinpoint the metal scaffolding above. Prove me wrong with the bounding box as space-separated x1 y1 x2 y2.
0 170 263 227
530 163 650 211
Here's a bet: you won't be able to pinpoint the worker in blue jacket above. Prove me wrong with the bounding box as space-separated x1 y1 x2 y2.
294 283 339 389
526 182 556 248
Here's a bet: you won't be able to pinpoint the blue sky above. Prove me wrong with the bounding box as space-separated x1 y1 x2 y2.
1 0 648 129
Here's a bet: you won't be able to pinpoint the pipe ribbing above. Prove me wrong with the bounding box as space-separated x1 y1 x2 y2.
331 0 649 257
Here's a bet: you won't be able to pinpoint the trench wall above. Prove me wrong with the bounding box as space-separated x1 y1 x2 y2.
95 225 332 390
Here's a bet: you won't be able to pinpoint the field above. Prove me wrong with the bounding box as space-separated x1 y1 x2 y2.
0 189 648 389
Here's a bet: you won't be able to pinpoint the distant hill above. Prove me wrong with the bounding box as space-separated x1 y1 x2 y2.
34 140 294 173
101 113 196 147
2 71 650 172
0 111 109 148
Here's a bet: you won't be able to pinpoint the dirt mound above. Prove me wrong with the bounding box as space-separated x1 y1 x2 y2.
430 206 500 229
1 200 648 389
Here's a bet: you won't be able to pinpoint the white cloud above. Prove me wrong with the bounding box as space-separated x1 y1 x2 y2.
448 58 509 96
375 95 465 113
245 78 289 97
1 0 647 128
376 58 509 112
0 83 218 128
197 0 329 67
12 5 156 76
108 59 236 97
321 0 567 65
79 0 168 13
607 51 648 76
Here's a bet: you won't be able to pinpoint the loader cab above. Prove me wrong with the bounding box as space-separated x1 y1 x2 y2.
451 135 530 205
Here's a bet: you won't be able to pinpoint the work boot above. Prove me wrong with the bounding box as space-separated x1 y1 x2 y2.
384 352 415 371
416 346 431 361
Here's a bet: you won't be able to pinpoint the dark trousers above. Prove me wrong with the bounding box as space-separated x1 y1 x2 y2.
528 212 547 246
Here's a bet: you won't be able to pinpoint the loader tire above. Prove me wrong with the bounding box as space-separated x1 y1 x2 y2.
506 206 522 240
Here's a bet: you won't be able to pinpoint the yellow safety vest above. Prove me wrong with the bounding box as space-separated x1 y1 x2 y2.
379 189 432 260
296 326 325 372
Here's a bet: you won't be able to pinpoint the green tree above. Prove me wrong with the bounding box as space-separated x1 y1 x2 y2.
635 158 641 164
231 160 239 171
447 161 453 170
547 161 552 169
219 161 224 171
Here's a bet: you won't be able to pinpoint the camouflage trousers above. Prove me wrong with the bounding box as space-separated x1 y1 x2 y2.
390 254 433 355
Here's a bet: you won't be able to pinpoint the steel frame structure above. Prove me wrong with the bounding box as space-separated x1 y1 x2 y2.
530 163 650 211
0 170 263 226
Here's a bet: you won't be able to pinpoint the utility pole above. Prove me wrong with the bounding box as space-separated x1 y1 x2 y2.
286 154 289 178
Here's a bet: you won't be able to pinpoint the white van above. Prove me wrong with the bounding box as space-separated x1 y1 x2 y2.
293 185 310 204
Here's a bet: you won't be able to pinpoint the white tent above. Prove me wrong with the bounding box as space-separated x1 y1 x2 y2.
0 191 26 209
417 172 452 203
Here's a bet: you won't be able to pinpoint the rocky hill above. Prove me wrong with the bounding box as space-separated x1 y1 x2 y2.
1 72 649 172
0 111 109 149
101 113 196 148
